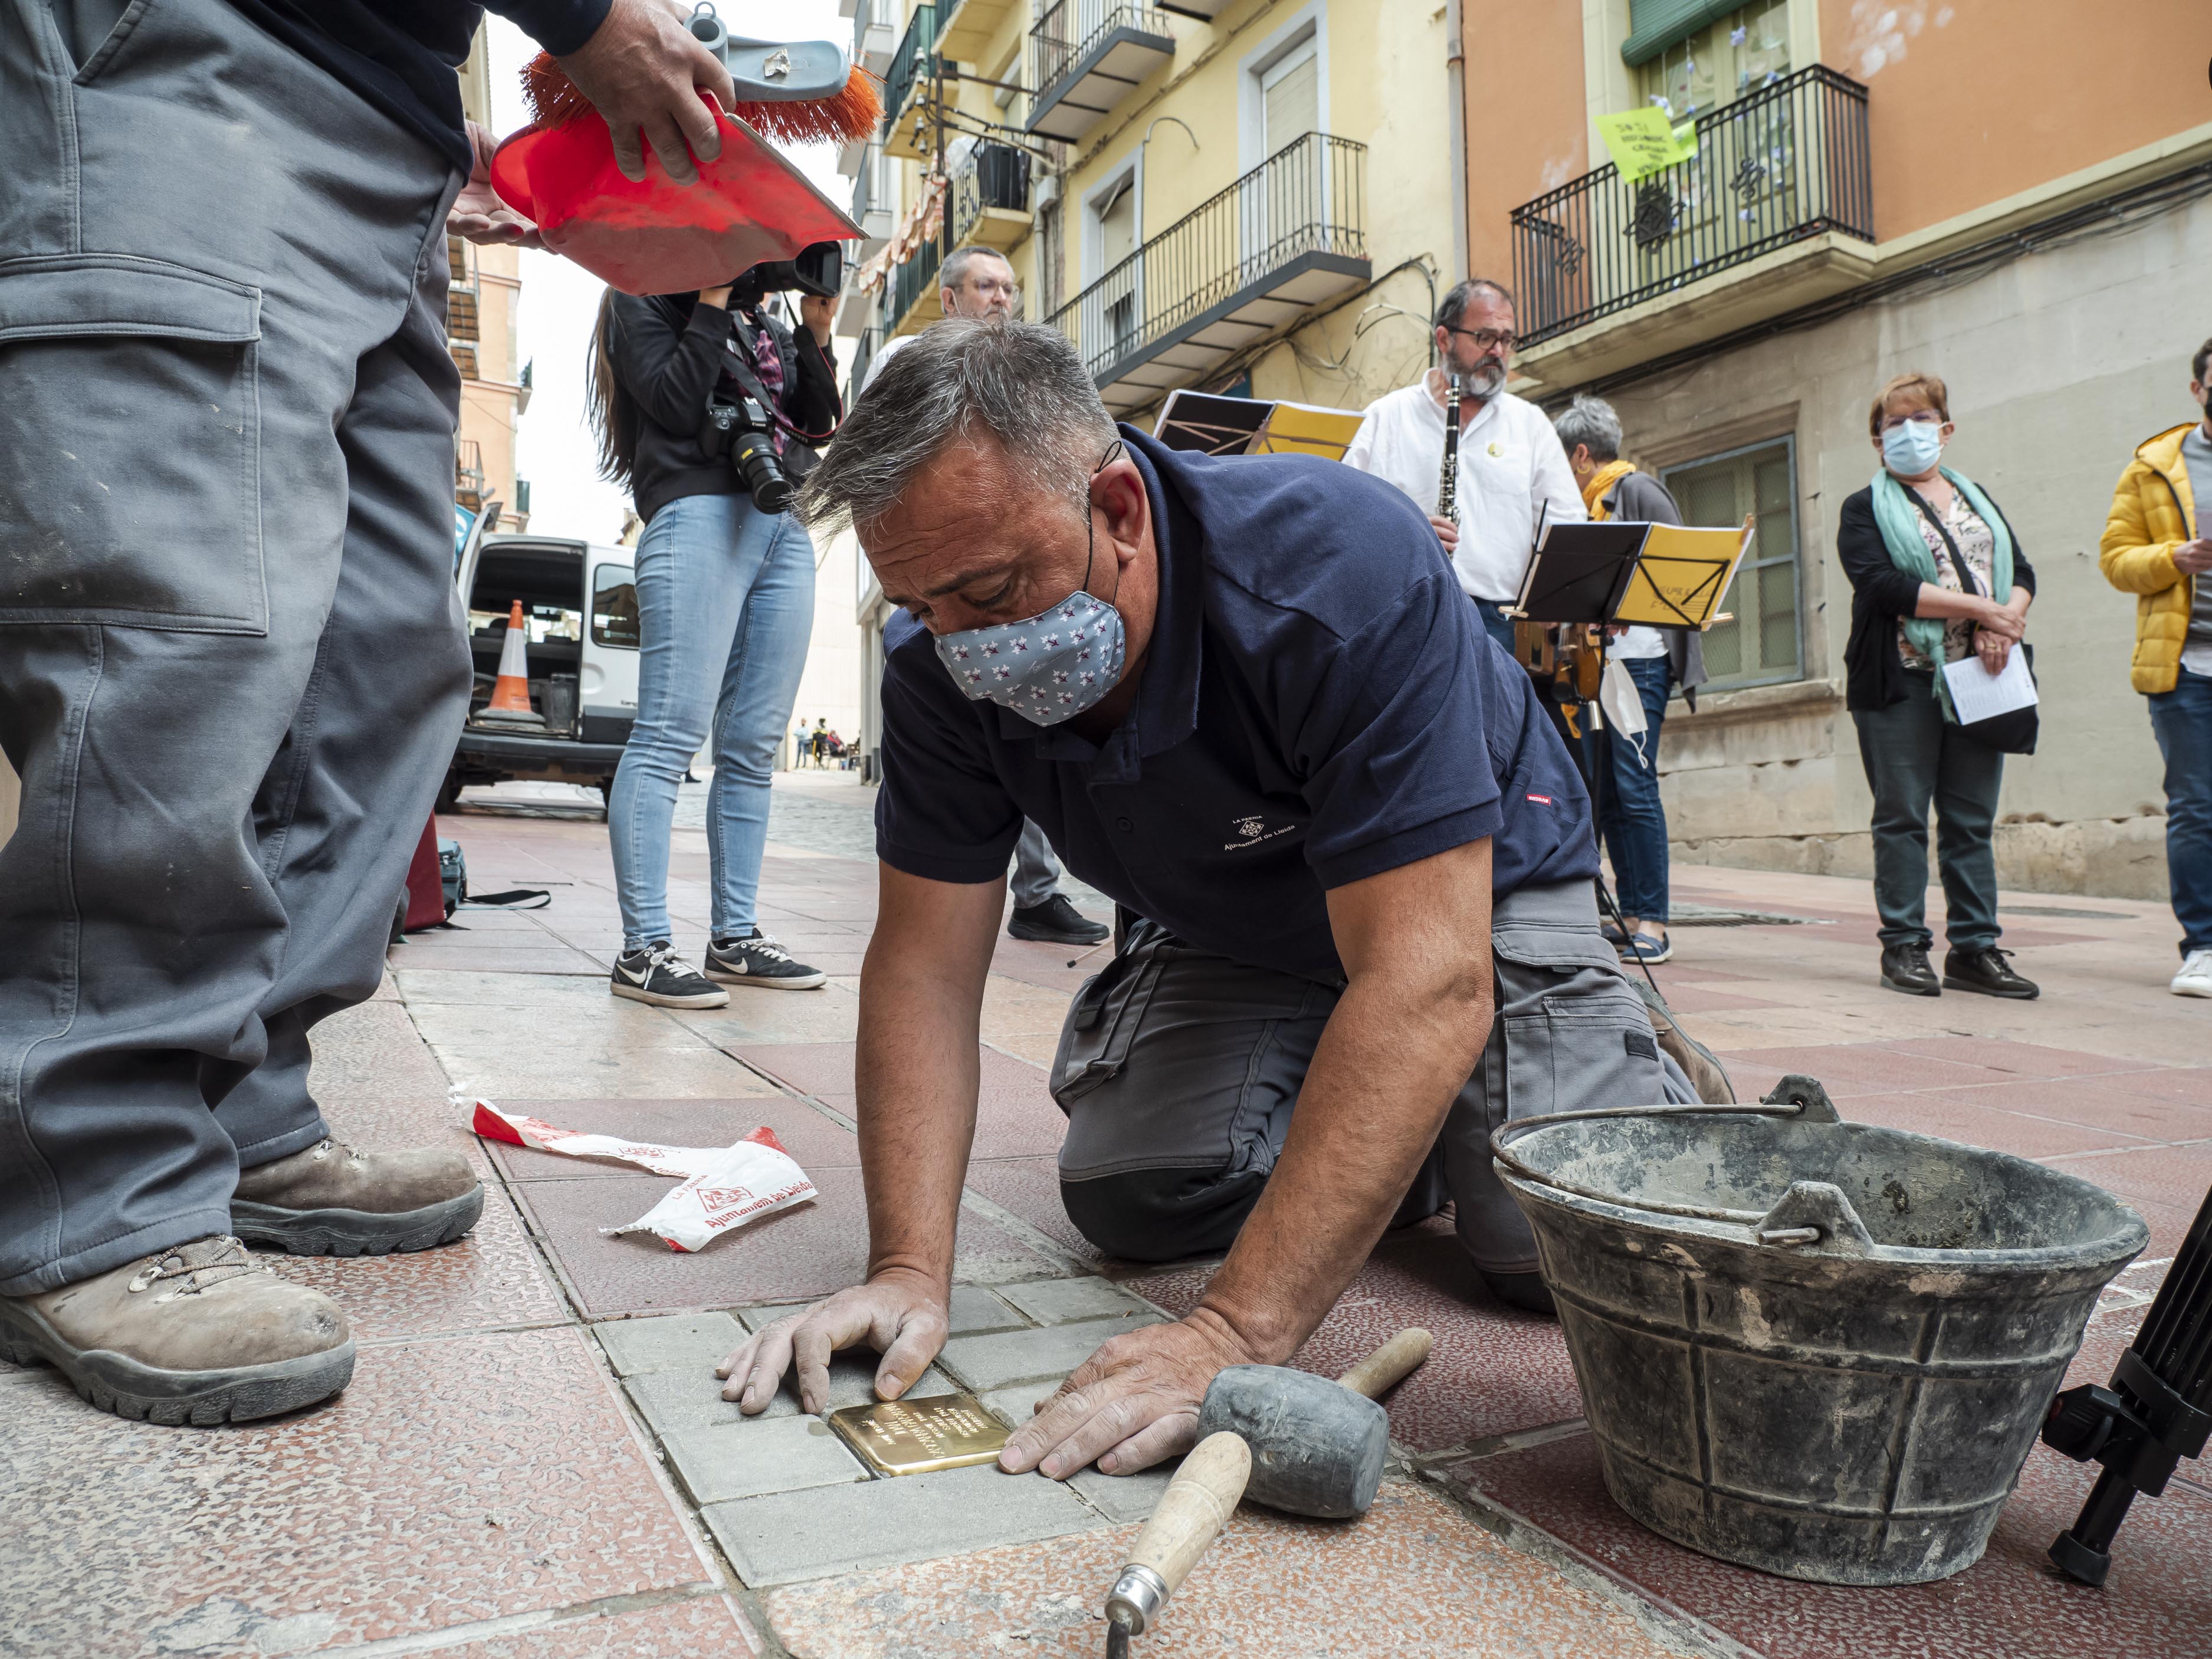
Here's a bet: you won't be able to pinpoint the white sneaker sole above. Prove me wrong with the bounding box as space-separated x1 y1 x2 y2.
704 964 828 990
2171 979 2212 998
611 980 729 1008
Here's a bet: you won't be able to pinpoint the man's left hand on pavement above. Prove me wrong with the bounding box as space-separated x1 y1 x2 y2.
997 1311 1255 1481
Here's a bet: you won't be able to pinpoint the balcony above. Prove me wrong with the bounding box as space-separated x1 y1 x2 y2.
1509 65 1873 385
851 0 895 74
881 4 940 163
936 0 1017 63
949 141 1032 250
851 144 894 249
1026 2 1174 146
891 241 943 334
445 235 480 343
455 439 487 510
1049 132 1367 416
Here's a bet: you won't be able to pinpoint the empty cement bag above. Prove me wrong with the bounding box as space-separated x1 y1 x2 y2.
1491 1080 2147 1585
490 97 860 295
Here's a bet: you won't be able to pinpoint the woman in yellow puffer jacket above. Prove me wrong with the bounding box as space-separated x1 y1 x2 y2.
2099 337 2212 995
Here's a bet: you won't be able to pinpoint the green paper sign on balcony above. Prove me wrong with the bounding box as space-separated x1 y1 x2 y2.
1593 107 1699 184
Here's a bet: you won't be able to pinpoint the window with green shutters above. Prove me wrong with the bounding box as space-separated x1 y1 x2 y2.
1661 436 1801 689
1630 0 1791 124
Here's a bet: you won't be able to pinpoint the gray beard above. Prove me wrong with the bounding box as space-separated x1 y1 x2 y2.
1463 361 1507 399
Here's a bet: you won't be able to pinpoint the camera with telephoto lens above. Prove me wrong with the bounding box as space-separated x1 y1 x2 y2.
694 242 845 514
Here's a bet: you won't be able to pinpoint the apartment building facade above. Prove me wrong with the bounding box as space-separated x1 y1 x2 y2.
833 0 1466 774
455 34 531 536
1482 0 2212 898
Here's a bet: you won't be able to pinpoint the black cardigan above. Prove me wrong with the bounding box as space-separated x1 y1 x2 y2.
1835 482 2035 712
608 292 842 525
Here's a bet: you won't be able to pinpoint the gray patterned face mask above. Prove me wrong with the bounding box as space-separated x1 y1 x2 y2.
931 443 1128 727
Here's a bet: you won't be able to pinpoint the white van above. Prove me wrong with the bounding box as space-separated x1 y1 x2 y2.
440 527 641 809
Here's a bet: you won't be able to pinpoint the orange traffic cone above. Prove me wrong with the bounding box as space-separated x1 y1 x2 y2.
477 600 545 727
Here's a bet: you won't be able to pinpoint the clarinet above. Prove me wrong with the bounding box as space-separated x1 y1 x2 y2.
1436 372 1461 518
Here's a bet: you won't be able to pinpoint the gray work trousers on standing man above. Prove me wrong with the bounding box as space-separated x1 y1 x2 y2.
1048 881 1683 1289
0 0 470 1294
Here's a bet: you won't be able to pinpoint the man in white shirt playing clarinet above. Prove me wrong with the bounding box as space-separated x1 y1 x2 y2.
1344 279 1584 656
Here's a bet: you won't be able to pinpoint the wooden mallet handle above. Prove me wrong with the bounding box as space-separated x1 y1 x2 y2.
1124 1431 1251 1598
1336 1328 1433 1400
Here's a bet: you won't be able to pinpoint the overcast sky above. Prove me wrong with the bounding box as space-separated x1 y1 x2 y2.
486 2 848 545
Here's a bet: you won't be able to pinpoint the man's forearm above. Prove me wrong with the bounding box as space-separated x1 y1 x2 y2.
1192 971 1488 1364
853 937 987 1291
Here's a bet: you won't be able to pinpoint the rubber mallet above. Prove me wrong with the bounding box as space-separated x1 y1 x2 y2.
1192 1328 1433 1519
1102 1430 1250 1657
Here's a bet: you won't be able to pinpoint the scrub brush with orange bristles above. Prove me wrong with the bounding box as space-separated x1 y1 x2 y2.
521 29 880 149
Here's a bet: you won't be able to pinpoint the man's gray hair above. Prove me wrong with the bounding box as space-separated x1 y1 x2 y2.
940 243 1012 295
796 319 1116 534
1433 277 1514 331
1553 393 1622 463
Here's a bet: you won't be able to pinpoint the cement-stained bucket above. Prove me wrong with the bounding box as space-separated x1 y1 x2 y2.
1492 1078 2147 1585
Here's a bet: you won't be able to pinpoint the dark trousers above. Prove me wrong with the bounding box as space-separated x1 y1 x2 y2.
1047 883 1680 1279
1586 658 1673 922
0 0 468 1293
2147 666 2212 955
1471 595 1517 658
1852 669 2004 954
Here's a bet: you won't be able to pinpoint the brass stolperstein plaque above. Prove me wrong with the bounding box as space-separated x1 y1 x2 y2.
826 1392 1010 1476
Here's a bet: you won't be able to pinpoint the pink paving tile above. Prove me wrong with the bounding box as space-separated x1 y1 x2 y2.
478 1096 859 1183
2086 1066 2212 1108
2043 1142 2212 1218
1876 1038 2170 1079
386 945 609 975
962 1155 1108 1269
1920 1077 2212 1141
513 1168 1061 1316
1836 1092 2159 1160
1719 1042 2013 1094
733 1043 1067 1158
435 1595 763 1658
762 1481 1688 1659
271 1182 567 1342
1125 1221 1586 1455
1438 1432 2212 1659
733 1042 856 1102
1643 984 1781 1014
4 1328 708 1658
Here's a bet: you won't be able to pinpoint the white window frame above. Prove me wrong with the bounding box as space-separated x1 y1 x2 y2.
1081 153 1143 287
1236 0 1328 175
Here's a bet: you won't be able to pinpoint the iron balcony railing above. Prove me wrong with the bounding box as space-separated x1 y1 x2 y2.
1029 2 1172 113
850 325 885 397
851 144 882 225
1048 131 1366 382
1509 64 1872 346
882 4 938 134
950 142 1032 239
892 239 942 323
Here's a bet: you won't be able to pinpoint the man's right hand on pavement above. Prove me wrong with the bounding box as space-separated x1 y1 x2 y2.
716 1271 949 1415
557 0 738 186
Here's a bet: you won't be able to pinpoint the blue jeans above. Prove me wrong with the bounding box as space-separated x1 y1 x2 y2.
1471 594 1517 657
611 492 815 948
1589 658 1673 922
2148 665 2212 954
1852 669 2003 953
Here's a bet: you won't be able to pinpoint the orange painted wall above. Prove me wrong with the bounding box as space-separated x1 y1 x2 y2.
1462 0 1589 284
1820 0 2212 238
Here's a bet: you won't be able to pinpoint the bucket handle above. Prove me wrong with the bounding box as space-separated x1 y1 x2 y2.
1489 1076 1850 1240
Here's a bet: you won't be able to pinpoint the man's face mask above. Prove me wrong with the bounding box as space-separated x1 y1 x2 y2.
933 445 1128 726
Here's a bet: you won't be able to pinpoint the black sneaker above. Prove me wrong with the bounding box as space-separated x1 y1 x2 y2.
611 941 728 1008
705 930 827 990
1007 894 1110 946
1943 945 2039 1000
1880 944 1941 997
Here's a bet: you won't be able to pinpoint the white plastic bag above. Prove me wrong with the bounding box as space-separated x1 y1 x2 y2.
470 1100 816 1252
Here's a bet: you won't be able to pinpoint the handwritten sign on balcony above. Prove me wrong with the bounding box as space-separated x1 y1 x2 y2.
1593 109 1699 184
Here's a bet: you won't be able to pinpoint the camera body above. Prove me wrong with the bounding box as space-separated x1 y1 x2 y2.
699 391 792 514
730 241 842 308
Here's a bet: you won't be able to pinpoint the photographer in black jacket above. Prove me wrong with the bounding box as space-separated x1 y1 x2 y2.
588 277 842 1008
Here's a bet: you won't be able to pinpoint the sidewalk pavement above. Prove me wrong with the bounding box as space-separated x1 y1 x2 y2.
6 769 2209 1658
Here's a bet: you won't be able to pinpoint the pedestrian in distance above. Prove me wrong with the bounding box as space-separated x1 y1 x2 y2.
1836 371 2039 1000
2099 336 2212 997
1552 394 1708 967
860 248 1110 950
0 0 736 1428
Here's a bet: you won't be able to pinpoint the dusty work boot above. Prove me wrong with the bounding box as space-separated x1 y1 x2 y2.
1879 944 1941 997
1942 945 2039 1000
0 1237 353 1424
232 1138 483 1256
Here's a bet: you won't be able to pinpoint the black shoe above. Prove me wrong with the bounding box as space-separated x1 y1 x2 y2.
611 941 728 1008
705 930 827 990
1007 894 1110 946
1481 1269 1557 1316
1943 945 2039 1000
1880 944 1941 997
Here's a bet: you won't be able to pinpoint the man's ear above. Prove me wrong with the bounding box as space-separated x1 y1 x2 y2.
1094 459 1149 550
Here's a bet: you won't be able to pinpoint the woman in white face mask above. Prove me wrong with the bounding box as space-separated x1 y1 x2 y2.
1835 371 2040 1003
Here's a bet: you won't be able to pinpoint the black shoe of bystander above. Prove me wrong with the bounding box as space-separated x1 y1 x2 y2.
1008 894 1110 946
1942 945 2039 1000
1880 944 1941 997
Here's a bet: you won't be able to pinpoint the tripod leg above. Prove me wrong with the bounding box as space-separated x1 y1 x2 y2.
2050 1467 2137 1586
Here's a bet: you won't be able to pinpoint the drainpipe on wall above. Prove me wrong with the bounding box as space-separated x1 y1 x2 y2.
1445 0 1468 287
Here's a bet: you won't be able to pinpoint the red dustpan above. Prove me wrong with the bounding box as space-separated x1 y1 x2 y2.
491 105 861 296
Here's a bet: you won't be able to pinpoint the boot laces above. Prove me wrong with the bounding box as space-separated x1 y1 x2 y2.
127 1237 270 1297
722 933 794 965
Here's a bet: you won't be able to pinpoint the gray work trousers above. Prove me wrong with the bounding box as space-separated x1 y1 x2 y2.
0 0 469 1293
1048 882 1677 1277
1010 820 1065 910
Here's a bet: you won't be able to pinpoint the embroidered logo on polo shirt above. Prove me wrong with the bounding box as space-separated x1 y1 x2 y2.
1527 793 1553 805
1225 814 1295 852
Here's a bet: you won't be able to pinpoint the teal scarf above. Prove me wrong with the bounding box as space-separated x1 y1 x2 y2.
1870 466 2013 717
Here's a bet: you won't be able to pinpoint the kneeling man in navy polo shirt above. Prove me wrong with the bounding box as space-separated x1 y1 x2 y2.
717 321 1679 1481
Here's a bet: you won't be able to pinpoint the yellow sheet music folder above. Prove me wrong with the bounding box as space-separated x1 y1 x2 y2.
1611 522 1752 630
1255 401 1366 461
